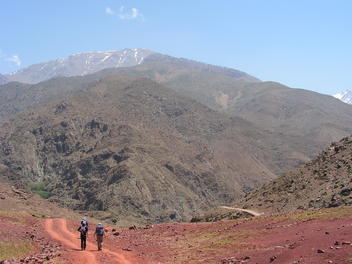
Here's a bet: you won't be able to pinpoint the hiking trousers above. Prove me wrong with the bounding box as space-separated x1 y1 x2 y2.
80 235 87 250
97 234 103 250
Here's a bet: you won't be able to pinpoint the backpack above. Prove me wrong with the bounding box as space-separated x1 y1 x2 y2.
81 218 88 227
96 226 104 235
79 225 87 235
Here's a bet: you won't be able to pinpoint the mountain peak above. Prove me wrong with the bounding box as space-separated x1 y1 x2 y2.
2 48 260 85
4 48 155 84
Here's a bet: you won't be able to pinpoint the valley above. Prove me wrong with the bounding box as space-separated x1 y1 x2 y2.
1 49 352 263
2 1 352 262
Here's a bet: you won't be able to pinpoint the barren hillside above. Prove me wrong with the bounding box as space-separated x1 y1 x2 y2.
237 135 352 213
0 76 277 224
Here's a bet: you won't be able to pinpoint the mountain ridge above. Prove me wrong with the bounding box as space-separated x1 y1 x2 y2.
1 60 352 177
3 48 260 84
2 50 352 225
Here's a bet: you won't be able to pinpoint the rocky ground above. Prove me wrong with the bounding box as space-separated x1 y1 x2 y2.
3 206 352 264
0 211 61 264
110 207 352 264
2 179 352 264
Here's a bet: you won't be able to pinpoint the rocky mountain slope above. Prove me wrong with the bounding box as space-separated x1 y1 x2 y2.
334 90 352 104
1 59 352 180
4 50 351 165
75 62 352 173
3 48 259 84
236 135 352 213
111 62 352 144
0 75 280 224
2 50 352 224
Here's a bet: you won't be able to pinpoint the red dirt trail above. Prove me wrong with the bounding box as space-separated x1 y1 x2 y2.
44 218 135 264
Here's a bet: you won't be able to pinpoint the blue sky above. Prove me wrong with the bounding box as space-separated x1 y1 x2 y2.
0 0 351 94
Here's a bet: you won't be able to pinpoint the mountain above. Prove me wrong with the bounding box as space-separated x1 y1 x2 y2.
2 59 352 176
4 49 153 84
3 48 259 84
143 53 260 82
2 50 352 224
236 135 352 213
334 90 352 104
113 63 352 151
0 75 278 224
78 62 352 173
0 74 8 85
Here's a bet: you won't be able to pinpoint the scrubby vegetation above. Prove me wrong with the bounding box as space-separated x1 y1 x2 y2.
30 181 52 199
0 241 34 260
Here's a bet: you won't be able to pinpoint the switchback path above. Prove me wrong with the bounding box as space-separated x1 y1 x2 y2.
44 218 134 264
219 206 264 216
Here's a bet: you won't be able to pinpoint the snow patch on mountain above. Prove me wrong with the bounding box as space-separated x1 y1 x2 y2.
3 48 261 84
333 90 352 104
5 48 154 84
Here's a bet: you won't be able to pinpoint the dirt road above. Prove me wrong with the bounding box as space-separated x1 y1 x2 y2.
219 206 264 216
44 218 134 264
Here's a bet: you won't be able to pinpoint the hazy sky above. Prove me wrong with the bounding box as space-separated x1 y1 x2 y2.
1 0 351 94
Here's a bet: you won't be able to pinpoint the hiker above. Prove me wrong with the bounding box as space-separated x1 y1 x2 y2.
95 223 104 251
77 222 88 250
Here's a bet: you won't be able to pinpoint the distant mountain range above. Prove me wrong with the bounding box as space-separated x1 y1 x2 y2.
334 90 352 104
2 48 259 84
1 48 352 224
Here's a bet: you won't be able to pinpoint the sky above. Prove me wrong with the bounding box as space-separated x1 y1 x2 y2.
0 0 351 95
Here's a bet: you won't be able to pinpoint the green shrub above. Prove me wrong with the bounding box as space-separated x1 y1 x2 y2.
29 181 52 199
29 180 49 191
35 190 52 199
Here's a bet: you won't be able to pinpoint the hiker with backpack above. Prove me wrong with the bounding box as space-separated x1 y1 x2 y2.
95 223 105 251
77 221 88 250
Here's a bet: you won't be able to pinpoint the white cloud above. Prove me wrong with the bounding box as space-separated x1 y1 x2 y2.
119 6 143 20
105 6 144 21
105 7 114 15
6 55 22 66
0 50 22 68
131 8 139 19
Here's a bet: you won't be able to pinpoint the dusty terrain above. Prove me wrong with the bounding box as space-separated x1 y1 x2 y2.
2 206 352 264
108 207 352 264
1 183 352 264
